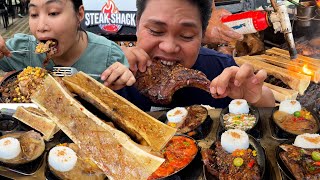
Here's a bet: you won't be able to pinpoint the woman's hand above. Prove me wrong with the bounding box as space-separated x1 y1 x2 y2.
0 36 11 59
203 8 243 44
101 62 136 90
120 46 152 74
210 64 267 104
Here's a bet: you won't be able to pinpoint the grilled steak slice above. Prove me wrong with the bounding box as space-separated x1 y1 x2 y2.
280 144 320 180
31 75 165 180
203 142 260 180
178 105 208 134
202 148 219 177
134 61 211 104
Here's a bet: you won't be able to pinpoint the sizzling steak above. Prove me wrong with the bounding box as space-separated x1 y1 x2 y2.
202 142 261 180
280 144 320 180
134 61 211 104
177 105 208 134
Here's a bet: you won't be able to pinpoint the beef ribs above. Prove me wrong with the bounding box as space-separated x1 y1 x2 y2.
134 60 211 104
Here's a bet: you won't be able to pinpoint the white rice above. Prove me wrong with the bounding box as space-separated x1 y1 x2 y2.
0 137 21 160
48 146 78 172
279 100 301 114
293 133 320 149
228 99 249 114
166 107 188 123
221 129 249 153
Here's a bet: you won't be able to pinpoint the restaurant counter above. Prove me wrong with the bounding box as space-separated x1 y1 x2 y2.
0 107 286 180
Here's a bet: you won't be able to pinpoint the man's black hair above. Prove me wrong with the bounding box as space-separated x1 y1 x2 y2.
136 0 212 32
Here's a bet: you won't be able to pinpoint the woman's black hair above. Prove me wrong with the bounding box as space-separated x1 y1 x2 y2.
136 0 212 32
71 0 83 12
69 0 86 34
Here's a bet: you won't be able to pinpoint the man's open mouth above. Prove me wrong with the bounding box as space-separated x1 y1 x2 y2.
154 57 177 66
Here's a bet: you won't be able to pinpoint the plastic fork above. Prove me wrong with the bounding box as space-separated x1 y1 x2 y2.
52 67 100 77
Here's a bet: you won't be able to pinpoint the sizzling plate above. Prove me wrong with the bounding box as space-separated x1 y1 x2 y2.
0 71 21 103
158 108 213 140
276 139 296 180
272 106 320 136
203 135 266 180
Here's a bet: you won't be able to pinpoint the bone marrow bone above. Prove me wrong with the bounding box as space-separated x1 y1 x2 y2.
13 107 59 141
62 72 176 151
31 75 165 180
234 56 311 95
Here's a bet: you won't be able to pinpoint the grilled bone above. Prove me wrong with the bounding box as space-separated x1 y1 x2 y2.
134 60 211 104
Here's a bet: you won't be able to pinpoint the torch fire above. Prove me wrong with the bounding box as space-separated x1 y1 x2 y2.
302 64 314 76
287 60 319 83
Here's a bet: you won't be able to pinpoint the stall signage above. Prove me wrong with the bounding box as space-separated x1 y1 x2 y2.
82 0 137 35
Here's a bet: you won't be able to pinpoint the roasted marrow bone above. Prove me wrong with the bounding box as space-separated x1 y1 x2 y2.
62 72 176 151
13 106 59 141
31 75 165 180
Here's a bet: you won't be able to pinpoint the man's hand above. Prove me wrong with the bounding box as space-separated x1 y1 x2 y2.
101 62 136 90
210 64 267 104
120 46 152 74
203 8 243 44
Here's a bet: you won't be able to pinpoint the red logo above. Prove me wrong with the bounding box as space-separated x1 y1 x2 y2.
100 0 122 33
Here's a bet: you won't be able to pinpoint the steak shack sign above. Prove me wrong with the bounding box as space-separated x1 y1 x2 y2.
82 0 137 35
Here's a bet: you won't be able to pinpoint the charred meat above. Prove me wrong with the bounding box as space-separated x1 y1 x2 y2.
296 42 320 57
134 60 211 104
177 105 208 134
35 40 58 66
280 144 320 180
0 67 48 103
202 142 260 180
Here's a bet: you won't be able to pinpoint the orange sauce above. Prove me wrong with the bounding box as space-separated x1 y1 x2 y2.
148 136 198 179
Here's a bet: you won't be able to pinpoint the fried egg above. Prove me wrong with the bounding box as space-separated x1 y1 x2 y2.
48 146 78 172
0 137 21 160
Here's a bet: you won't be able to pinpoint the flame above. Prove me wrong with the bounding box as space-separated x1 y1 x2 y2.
302 64 313 76
103 0 119 14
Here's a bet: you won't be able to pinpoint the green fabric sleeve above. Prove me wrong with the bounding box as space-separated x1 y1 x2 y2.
0 33 38 71
109 41 129 68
